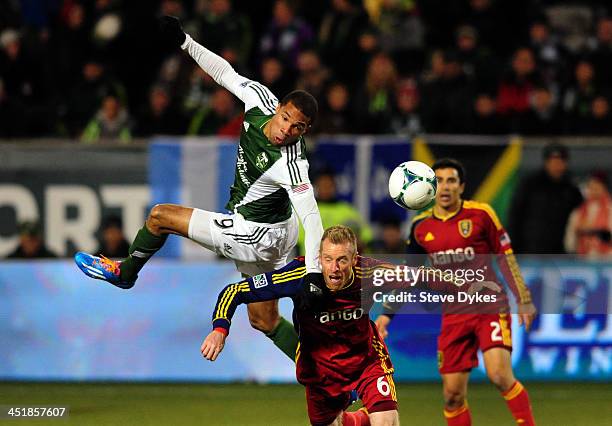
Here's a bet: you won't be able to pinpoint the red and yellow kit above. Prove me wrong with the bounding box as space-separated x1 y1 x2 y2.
407 200 532 373
212 256 398 424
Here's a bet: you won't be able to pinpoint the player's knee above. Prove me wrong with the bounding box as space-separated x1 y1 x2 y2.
248 311 279 334
443 388 466 409
147 204 169 232
487 368 514 391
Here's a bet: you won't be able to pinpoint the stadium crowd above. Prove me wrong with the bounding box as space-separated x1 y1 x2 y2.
2 0 612 140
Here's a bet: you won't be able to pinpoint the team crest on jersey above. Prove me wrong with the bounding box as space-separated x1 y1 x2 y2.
243 121 250 132
253 274 268 288
255 152 269 170
458 219 473 238
424 232 435 242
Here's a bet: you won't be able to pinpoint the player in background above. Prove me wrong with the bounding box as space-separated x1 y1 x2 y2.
74 16 324 361
201 225 500 426
375 158 537 426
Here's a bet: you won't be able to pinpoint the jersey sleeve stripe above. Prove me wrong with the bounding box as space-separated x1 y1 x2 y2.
215 282 248 320
220 284 250 318
252 82 278 106
285 145 297 185
292 144 302 181
273 271 307 284
251 82 277 113
248 83 276 114
272 266 306 279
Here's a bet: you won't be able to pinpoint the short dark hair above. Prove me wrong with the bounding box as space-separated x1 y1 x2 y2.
280 90 318 125
432 158 466 183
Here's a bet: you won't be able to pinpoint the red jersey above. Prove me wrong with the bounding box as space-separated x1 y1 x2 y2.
407 200 532 324
211 255 395 395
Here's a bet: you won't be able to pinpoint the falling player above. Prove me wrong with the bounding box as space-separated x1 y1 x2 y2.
201 225 501 426
74 16 323 361
376 158 537 426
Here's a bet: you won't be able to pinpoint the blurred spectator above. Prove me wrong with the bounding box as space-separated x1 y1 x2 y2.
298 170 373 253
517 85 562 135
562 58 598 133
188 88 242 136
565 172 612 258
316 82 353 134
259 0 314 70
370 217 405 254
196 0 252 67
497 47 543 130
96 216 130 258
65 59 126 136
81 93 132 143
390 78 423 136
353 52 398 133
49 2 90 95
295 50 330 101
421 50 472 133
465 93 506 134
367 0 425 74
0 28 48 136
181 64 218 113
528 17 568 87
7 221 57 259
456 24 499 92
318 0 369 84
258 56 294 98
583 95 612 135
135 85 187 136
509 143 583 254
588 16 612 90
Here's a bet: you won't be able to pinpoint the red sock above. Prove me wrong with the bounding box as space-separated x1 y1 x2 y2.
444 401 472 426
502 381 536 426
342 408 370 426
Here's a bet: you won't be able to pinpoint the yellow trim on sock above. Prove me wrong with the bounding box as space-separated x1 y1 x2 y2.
444 401 469 418
503 381 524 401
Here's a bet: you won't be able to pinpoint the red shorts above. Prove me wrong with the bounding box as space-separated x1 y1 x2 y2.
305 363 398 425
437 313 512 374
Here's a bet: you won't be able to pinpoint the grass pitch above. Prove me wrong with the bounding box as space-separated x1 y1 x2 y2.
1 382 610 425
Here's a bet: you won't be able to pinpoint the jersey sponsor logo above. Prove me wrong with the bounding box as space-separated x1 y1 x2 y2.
291 183 310 193
424 232 435 242
430 246 476 265
319 307 364 323
253 273 269 288
236 145 250 187
255 152 269 170
458 219 473 238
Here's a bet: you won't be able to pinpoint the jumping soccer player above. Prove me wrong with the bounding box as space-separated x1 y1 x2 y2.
376 158 537 426
74 16 323 361
202 225 500 426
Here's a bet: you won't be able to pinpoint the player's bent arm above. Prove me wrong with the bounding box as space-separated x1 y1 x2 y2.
287 185 323 273
210 260 306 334
181 35 275 111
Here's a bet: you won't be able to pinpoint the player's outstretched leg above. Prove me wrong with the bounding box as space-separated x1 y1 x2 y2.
74 204 192 288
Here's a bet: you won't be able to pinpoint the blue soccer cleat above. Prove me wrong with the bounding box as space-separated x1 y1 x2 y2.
74 252 135 289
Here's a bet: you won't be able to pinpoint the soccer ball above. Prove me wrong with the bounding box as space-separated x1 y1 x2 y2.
388 161 437 210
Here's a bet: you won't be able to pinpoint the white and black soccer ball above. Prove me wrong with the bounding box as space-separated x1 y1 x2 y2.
388 161 437 210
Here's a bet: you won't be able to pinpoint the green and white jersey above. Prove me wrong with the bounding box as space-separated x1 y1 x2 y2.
226 105 309 224
182 35 323 273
